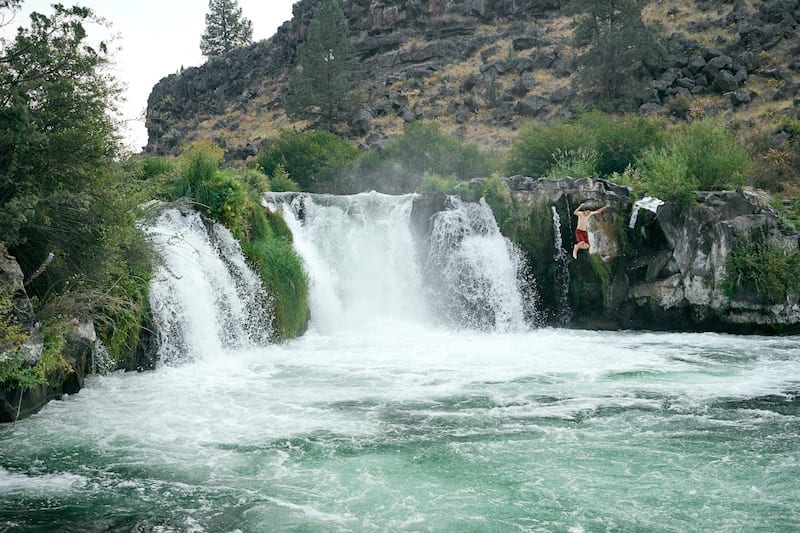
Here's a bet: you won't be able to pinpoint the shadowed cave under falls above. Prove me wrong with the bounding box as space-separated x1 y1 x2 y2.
1 192 799 532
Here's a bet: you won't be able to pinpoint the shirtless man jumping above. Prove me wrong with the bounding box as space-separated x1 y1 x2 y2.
572 202 610 259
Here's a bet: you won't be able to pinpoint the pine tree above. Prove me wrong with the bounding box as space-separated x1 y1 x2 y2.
200 0 253 58
570 0 662 111
285 0 359 131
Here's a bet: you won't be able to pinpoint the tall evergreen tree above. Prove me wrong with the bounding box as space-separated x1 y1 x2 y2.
285 0 359 131
570 0 662 111
200 0 253 57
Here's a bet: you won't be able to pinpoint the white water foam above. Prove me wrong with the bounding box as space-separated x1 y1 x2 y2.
146 208 273 364
267 192 534 332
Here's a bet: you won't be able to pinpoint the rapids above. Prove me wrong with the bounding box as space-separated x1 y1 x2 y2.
1 195 798 531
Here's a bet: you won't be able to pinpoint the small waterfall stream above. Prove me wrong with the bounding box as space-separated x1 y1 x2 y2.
551 205 572 325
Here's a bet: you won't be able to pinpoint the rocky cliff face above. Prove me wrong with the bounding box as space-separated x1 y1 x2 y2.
145 0 800 157
411 178 800 333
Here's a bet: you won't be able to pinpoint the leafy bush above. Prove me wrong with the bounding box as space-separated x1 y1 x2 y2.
546 147 598 178
237 168 271 199
609 164 644 194
638 146 695 205
723 239 800 303
505 121 591 178
578 111 665 176
0 309 71 391
383 122 495 181
174 143 249 234
269 164 300 192
417 173 460 194
175 141 225 200
257 129 359 191
172 142 309 339
506 112 664 179
637 118 750 204
673 119 748 191
140 156 175 180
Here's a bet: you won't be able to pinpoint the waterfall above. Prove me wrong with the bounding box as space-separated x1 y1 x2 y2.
551 206 572 325
145 207 273 364
267 192 536 332
425 197 535 331
266 192 426 332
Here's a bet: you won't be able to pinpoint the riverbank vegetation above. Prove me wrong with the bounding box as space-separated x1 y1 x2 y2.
252 110 797 219
0 4 307 394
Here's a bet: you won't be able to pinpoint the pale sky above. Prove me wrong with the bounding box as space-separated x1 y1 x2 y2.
3 0 297 152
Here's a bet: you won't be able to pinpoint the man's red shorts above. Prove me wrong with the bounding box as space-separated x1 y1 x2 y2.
575 229 589 245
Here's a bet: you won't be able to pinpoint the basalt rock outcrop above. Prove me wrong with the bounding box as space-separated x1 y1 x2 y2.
412 177 800 333
145 0 800 157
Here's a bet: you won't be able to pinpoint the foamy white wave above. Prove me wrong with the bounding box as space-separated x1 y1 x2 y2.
0 467 85 493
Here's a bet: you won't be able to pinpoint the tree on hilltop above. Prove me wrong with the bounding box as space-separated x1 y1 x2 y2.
285 0 360 131
200 0 253 57
569 0 662 111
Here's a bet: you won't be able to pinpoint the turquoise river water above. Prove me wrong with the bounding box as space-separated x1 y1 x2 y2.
2 194 799 531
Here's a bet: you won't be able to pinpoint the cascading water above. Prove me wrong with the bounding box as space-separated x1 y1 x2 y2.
146 207 273 363
551 205 572 325
266 192 427 332
266 192 535 332
424 196 535 331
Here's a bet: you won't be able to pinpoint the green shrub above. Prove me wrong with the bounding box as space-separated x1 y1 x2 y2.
546 147 598 179
637 118 749 203
269 163 300 192
578 111 665 176
257 129 359 191
176 141 224 200
171 143 310 339
673 119 748 191
639 146 696 205
141 156 175 180
383 121 495 180
0 313 71 391
723 239 800 303
238 168 271 199
417 173 460 194
609 164 644 195
505 121 591 178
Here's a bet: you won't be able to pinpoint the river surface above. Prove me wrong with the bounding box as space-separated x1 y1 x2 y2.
2 195 799 531
2 324 799 531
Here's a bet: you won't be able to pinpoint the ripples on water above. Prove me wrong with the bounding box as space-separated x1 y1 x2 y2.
4 197 798 531
2 327 799 532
